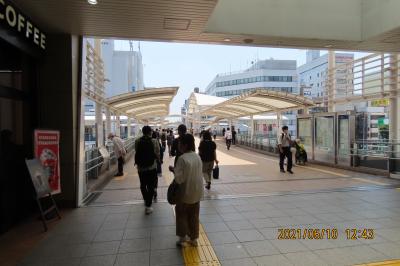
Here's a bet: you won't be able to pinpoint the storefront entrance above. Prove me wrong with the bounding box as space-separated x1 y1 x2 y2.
0 38 38 234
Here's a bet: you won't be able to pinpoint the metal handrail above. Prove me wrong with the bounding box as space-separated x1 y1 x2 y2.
85 137 136 176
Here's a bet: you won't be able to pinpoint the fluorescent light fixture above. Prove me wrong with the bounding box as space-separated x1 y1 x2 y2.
223 38 231 42
88 0 98 5
324 44 333 48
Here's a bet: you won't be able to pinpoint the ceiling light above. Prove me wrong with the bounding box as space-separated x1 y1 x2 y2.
324 44 333 48
224 38 231 42
88 0 98 5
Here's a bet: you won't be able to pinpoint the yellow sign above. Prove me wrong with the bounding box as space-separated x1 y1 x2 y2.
371 99 389 107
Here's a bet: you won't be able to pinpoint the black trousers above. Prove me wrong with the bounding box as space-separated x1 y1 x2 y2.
117 156 124 174
138 169 157 207
279 147 292 171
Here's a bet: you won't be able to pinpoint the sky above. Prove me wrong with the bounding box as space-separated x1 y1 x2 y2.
114 40 368 114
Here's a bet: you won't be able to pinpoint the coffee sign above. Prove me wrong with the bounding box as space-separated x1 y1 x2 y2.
0 0 46 50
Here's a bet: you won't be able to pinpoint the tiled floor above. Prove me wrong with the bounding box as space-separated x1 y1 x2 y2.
6 137 400 266
13 187 400 266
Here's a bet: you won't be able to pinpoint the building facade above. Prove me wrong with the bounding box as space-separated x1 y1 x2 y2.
298 50 354 100
101 39 144 97
204 59 298 136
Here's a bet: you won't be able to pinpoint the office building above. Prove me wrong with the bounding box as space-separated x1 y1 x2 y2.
204 59 298 136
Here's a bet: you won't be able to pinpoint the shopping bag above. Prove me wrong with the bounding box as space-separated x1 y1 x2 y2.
212 164 219 179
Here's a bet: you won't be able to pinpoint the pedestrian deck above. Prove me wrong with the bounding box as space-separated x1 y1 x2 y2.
2 137 400 266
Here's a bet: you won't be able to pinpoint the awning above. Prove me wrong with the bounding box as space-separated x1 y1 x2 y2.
203 89 315 119
106 87 178 120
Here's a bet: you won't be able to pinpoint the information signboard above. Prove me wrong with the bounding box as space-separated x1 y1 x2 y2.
34 130 61 194
25 159 51 198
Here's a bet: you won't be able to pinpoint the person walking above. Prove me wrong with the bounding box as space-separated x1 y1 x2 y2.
198 131 218 190
161 129 167 152
134 126 160 214
224 128 232 150
169 133 204 247
212 128 217 140
171 124 187 166
277 125 293 174
167 130 175 157
232 126 237 145
108 133 127 177
222 128 226 137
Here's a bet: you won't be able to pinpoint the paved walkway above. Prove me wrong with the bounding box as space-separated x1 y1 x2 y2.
8 137 400 265
16 188 400 266
89 137 399 206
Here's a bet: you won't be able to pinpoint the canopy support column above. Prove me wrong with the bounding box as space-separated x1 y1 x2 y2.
277 112 282 131
328 50 336 113
95 103 104 147
116 113 121 137
250 115 254 139
389 54 400 172
127 117 132 138
105 108 111 138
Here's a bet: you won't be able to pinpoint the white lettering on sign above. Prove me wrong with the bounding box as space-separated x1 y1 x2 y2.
5 4 16 27
40 33 46 50
26 20 32 38
0 0 4 20
0 0 46 50
33 26 39 45
17 13 24 32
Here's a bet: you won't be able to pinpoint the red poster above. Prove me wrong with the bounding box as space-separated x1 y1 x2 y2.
34 130 61 194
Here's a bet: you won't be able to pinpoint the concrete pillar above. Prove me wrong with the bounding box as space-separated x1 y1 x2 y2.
105 108 111 138
95 102 104 147
328 50 336 112
250 115 254 139
127 117 132 138
116 114 121 137
389 54 400 169
277 112 282 131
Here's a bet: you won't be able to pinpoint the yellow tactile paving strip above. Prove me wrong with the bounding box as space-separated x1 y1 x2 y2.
164 170 221 266
182 224 221 266
355 260 400 266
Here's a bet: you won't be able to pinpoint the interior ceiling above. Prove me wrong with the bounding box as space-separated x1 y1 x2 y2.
13 0 400 52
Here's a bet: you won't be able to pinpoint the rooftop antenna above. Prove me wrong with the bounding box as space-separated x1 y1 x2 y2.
129 40 134 51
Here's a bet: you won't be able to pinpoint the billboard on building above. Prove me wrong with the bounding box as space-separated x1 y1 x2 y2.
34 130 61 194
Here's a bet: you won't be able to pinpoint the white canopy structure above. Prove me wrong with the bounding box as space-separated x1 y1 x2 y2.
106 87 178 121
203 89 314 120
186 93 228 129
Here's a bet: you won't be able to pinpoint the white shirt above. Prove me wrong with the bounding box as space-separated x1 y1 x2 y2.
224 131 232 140
174 151 204 204
112 136 126 158
277 133 291 147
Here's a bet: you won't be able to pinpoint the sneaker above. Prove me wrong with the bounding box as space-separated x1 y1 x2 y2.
287 170 294 174
176 237 187 247
280 169 285 173
189 239 198 247
145 207 153 215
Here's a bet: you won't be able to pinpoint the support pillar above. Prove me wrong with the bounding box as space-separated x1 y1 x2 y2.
277 112 282 132
328 50 336 112
105 108 111 138
389 55 400 173
95 102 104 147
116 114 121 137
250 115 254 139
127 117 132 138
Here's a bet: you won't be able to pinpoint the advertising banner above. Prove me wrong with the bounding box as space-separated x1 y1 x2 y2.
34 130 61 194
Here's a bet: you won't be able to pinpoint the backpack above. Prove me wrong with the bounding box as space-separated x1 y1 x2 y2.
161 133 166 142
135 136 156 168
